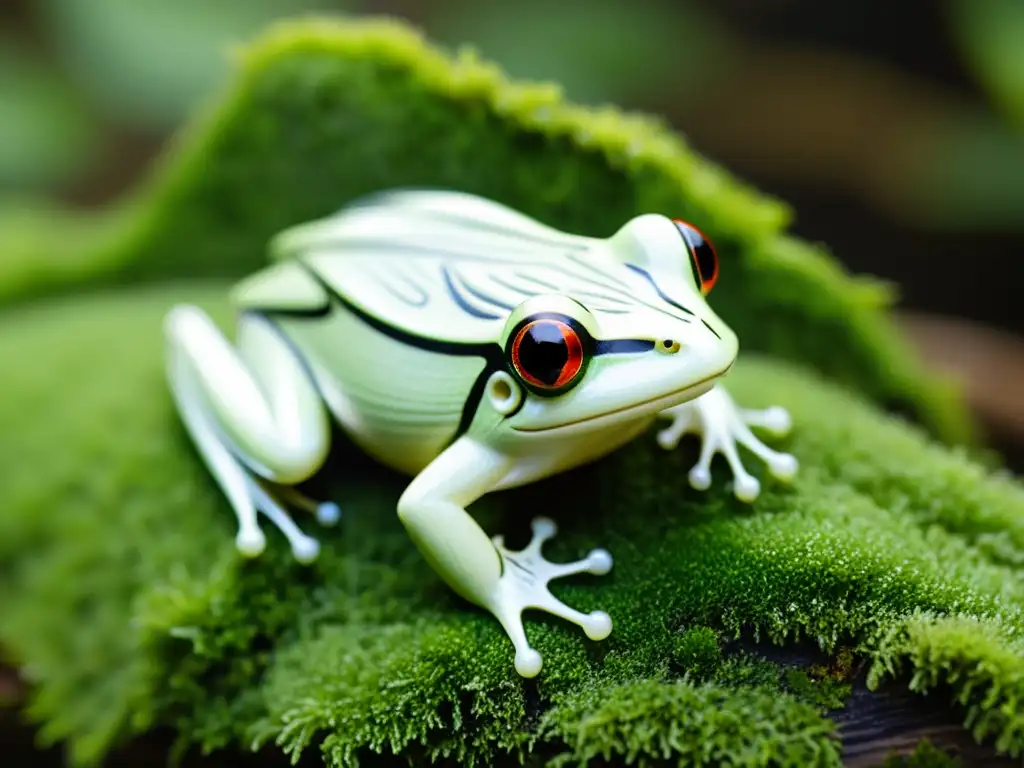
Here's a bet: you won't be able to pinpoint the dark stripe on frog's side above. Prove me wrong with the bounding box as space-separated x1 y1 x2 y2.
254 262 503 442
257 260 661 442
291 261 499 356
441 265 514 320
373 271 429 308
487 272 632 315
562 252 695 321
623 264 695 317
273 260 658 360
595 339 655 354
701 318 722 340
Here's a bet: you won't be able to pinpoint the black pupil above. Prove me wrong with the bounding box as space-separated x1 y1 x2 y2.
675 222 715 287
518 322 569 386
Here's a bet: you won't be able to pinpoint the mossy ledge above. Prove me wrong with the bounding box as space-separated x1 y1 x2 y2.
0 15 969 444
0 283 1021 767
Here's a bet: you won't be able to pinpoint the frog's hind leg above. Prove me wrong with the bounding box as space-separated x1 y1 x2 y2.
164 306 337 562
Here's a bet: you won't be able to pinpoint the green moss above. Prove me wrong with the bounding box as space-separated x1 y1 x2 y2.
870 616 1024 754
539 681 841 768
782 669 851 712
714 655 785 692
670 626 723 681
879 739 964 767
668 627 853 712
0 16 969 444
0 283 1021 766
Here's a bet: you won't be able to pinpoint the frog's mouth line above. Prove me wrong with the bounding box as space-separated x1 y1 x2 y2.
511 367 728 433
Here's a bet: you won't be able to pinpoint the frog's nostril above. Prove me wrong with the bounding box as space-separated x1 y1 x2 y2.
659 339 681 354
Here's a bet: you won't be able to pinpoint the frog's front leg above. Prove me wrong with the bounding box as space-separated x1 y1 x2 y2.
656 384 798 501
164 306 340 562
397 436 613 678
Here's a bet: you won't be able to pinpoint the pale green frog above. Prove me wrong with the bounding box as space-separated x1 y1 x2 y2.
164 189 797 677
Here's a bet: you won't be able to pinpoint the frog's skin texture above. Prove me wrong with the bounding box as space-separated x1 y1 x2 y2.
164 189 798 677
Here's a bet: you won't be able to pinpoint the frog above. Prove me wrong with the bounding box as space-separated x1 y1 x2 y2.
164 188 798 677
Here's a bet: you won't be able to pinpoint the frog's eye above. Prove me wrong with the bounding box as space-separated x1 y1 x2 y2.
509 316 587 394
673 219 719 296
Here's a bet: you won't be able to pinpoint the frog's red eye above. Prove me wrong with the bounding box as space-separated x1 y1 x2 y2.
673 219 719 296
510 317 585 393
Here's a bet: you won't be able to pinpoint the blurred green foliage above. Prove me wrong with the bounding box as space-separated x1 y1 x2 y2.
948 0 1024 131
36 0 349 129
427 0 733 107
893 111 1024 232
2 0 1024 235
0 37 97 190
876 0 1024 233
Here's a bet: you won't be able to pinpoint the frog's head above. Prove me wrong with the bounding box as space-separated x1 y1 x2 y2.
491 214 738 436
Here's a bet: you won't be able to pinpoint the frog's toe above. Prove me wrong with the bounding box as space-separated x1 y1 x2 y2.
534 589 615 644
530 516 558 541
583 610 613 640
291 535 321 564
491 516 614 677
656 428 679 451
732 473 761 503
587 548 614 576
236 527 266 557
733 425 799 486
742 404 792 437
515 648 543 678
688 465 713 491
767 452 799 482
316 501 342 527
655 404 696 451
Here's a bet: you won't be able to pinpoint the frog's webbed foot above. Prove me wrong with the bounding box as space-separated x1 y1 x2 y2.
490 517 613 677
234 477 343 563
272 482 342 527
656 385 798 502
230 478 314 563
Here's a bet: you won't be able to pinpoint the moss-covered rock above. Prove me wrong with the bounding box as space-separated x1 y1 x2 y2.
1 283 1022 767
0 16 969 444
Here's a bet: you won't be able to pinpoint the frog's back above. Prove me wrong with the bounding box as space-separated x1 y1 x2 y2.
224 191 587 474
270 189 619 337
229 190 640 475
